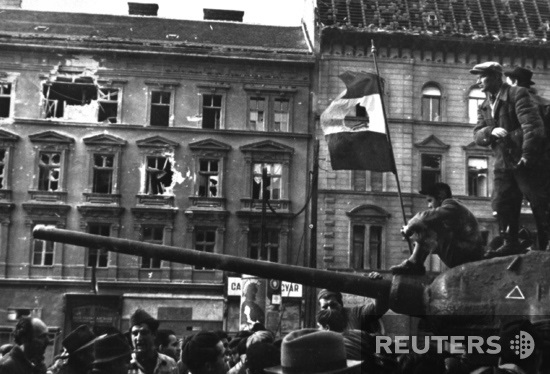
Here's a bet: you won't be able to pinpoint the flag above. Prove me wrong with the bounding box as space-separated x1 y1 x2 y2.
321 71 395 172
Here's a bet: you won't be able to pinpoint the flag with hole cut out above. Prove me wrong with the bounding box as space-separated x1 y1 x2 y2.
321 71 395 172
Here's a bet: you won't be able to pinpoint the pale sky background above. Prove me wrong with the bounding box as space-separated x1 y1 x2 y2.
21 0 311 26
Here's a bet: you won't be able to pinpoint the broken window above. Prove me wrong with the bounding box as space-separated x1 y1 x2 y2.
145 156 173 195
92 154 114 194
42 78 120 123
202 94 222 129
32 224 54 266
194 228 215 270
87 223 110 268
252 163 282 200
43 77 97 119
150 91 171 127
0 149 5 189
0 83 11 118
97 88 119 123
249 97 265 130
38 151 61 191
141 226 163 268
273 98 289 132
198 159 219 197
249 228 279 263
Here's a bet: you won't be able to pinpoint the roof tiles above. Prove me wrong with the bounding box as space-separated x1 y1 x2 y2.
318 0 550 44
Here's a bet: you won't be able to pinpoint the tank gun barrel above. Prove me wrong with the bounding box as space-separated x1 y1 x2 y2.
33 226 392 300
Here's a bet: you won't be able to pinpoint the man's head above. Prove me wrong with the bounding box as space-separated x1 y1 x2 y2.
316 308 348 333
505 66 535 88
419 182 452 209
181 331 226 374
155 329 180 361
14 317 50 364
129 309 159 356
317 289 344 313
470 61 503 94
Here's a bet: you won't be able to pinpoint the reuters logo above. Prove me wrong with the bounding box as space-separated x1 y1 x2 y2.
509 330 535 359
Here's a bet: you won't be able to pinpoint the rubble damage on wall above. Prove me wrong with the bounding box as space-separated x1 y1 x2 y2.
40 63 118 124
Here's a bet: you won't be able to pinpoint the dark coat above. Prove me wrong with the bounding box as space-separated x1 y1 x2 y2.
0 345 47 374
474 83 545 170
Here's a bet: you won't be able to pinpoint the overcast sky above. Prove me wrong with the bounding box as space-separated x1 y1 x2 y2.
21 0 309 26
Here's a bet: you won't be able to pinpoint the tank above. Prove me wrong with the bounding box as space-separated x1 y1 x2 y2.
33 226 550 334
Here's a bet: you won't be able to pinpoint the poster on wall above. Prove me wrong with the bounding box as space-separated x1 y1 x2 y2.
239 276 266 330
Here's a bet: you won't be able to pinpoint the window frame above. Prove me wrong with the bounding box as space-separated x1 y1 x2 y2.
244 86 296 132
240 141 294 210
421 83 442 122
252 162 283 200
0 129 19 195
140 225 164 269
83 134 126 203
32 223 55 267
463 142 493 199
467 86 485 124
350 224 383 270
136 136 179 205
195 83 230 130
23 203 70 272
420 153 443 191
97 86 123 124
188 139 231 208
145 81 179 128
352 170 386 192
193 227 217 270
467 156 489 198
346 205 390 270
249 227 280 263
0 81 13 119
28 131 74 202
86 223 110 268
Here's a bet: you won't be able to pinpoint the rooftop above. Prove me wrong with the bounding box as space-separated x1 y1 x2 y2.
317 0 550 45
0 9 311 57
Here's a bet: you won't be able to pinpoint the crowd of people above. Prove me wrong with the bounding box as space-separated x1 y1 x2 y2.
0 298 547 374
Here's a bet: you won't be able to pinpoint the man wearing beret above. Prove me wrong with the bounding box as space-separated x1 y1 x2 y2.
471 61 550 256
128 309 178 374
318 271 388 334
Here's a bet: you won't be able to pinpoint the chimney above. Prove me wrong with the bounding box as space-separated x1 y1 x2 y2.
128 2 159 16
203 8 244 22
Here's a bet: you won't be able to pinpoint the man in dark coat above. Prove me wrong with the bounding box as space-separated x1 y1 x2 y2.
0 316 50 374
390 183 484 275
472 61 550 256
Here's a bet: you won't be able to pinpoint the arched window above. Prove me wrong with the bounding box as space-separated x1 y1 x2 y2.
468 88 485 124
421 85 441 121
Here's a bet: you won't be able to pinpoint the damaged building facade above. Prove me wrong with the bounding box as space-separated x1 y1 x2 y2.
315 0 550 324
0 7 314 355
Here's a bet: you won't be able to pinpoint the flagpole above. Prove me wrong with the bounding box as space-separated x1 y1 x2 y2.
371 40 412 254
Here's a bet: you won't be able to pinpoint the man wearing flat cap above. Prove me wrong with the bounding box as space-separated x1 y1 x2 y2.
390 183 484 275
471 61 550 256
128 309 178 374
